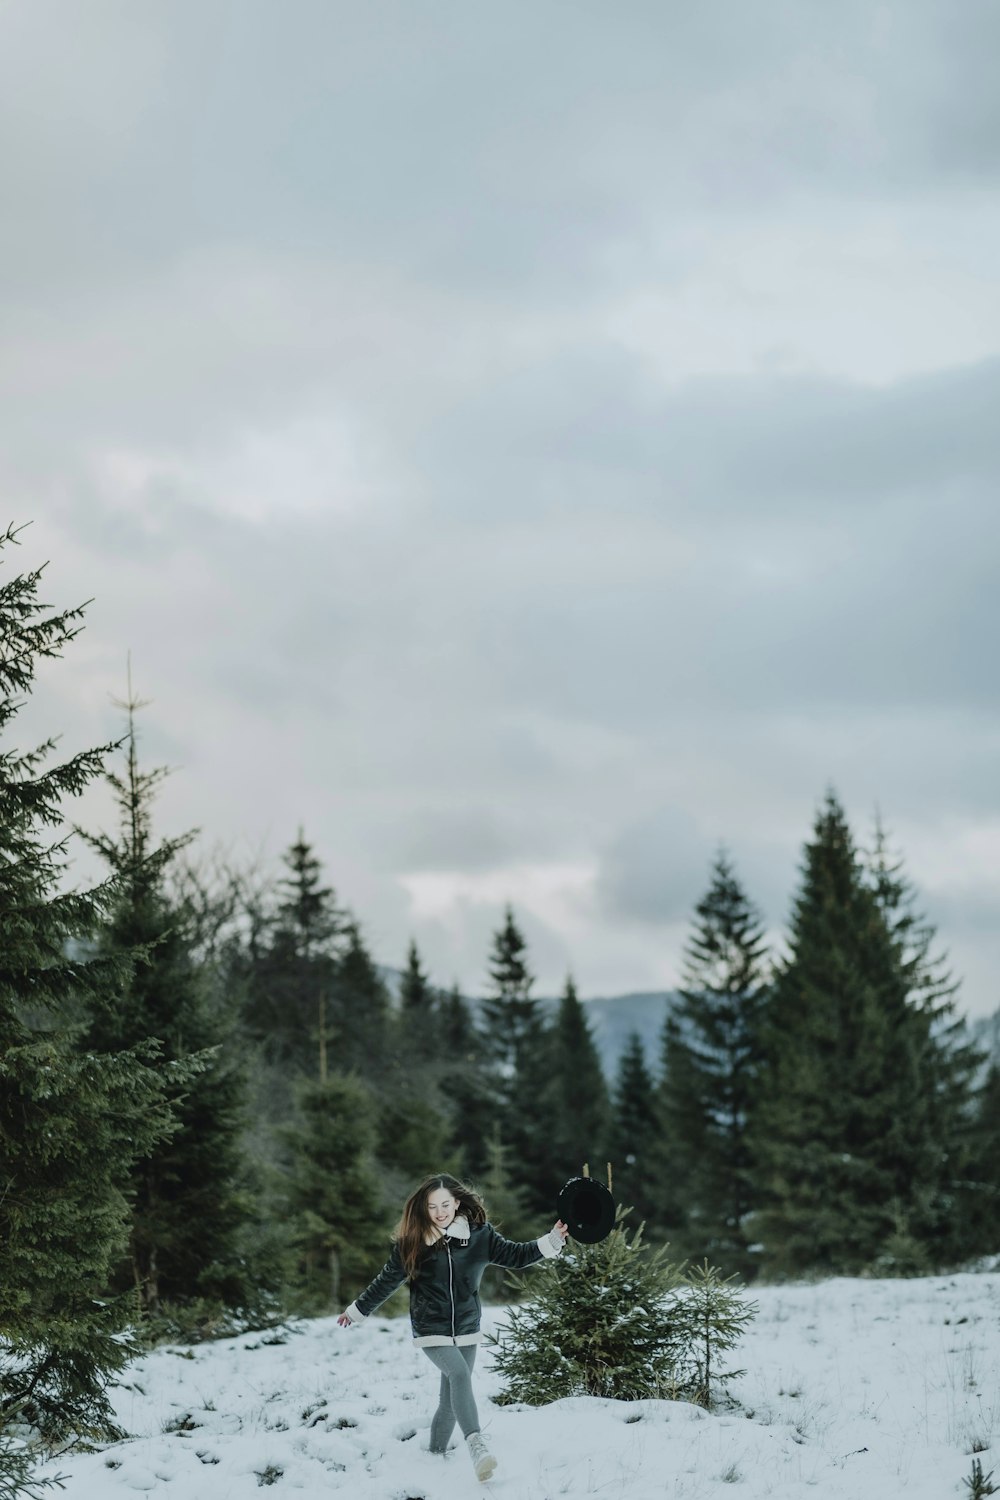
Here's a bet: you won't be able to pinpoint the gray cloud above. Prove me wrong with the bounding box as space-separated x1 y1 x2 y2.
413 356 1000 518
3 1 999 1017
596 806 712 927
3 2 1000 306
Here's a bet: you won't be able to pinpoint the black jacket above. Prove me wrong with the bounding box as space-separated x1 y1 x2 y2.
344 1217 559 1346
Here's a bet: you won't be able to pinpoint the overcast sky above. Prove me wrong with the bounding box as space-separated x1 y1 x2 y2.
3 1 999 1019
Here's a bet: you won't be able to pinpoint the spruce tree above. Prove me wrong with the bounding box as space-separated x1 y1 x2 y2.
478 908 555 1213
396 939 439 1062
610 1032 661 1229
479 905 538 1078
963 1457 999 1499
864 817 985 1265
479 1128 536 1241
376 1091 453 1193
492 1213 685 1403
378 940 451 1190
477 1127 538 1301
440 981 476 1056
549 975 610 1176
438 982 494 1176
754 792 932 1275
0 526 182 1438
659 852 769 1273
966 1063 1000 1256
670 1260 758 1407
280 1073 389 1312
492 1210 754 1408
0 1426 66 1499
242 832 347 1079
78 687 252 1318
331 919 391 1081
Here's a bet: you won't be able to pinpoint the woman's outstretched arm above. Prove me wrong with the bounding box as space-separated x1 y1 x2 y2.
487 1219 568 1269
337 1242 407 1326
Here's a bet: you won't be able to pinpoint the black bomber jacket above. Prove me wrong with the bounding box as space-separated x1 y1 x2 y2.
343 1217 562 1346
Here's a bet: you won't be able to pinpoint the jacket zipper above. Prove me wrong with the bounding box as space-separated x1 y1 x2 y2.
446 1240 456 1341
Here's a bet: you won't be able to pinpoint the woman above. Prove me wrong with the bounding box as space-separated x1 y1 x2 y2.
338 1171 567 1482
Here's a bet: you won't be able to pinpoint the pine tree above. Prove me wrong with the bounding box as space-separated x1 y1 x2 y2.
439 981 476 1055
966 1063 1000 1254
670 1260 758 1407
492 1213 685 1403
376 1091 453 1192
280 1073 390 1312
753 792 933 1275
331 919 390 1081
377 940 451 1191
479 905 538 1078
479 1128 536 1241
0 526 182 1438
0 1424 66 1499
243 832 347 1080
864 817 985 1265
477 1127 538 1301
478 908 555 1213
78 685 252 1318
659 852 769 1273
549 975 610 1177
396 939 439 1061
963 1457 999 1499
610 1032 661 1229
492 1210 753 1407
438 982 494 1176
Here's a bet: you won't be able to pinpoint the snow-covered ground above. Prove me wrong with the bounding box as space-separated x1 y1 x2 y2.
37 1271 1000 1498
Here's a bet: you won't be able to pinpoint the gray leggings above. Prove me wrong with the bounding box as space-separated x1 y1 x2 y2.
423 1344 479 1452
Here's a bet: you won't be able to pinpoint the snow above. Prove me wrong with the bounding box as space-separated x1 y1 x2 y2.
36 1271 1000 1499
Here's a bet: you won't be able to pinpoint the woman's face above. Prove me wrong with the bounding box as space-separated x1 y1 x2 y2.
426 1186 460 1233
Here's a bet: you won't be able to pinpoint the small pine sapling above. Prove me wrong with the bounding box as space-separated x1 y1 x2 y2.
491 1210 687 1405
492 1200 758 1411
964 1458 999 1499
670 1260 758 1408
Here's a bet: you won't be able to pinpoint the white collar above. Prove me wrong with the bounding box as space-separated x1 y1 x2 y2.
427 1215 470 1245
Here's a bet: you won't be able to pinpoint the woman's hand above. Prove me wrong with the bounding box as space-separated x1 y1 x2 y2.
552 1219 569 1242
336 1313 353 1327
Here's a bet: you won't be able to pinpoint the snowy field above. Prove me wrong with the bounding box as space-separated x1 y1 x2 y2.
37 1271 1000 1499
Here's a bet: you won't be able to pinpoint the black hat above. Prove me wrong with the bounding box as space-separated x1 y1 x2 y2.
557 1176 616 1244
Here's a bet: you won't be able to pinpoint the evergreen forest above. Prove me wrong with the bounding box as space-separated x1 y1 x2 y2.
3 525 1000 1446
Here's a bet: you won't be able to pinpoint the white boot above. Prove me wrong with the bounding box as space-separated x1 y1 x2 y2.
466 1431 497 1482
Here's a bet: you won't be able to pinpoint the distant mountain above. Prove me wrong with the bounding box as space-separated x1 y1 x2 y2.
525 990 675 1080
575 991 674 1080
378 960 1000 1087
378 966 673 1081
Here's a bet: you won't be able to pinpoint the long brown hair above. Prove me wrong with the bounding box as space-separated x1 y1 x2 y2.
395 1173 487 1280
